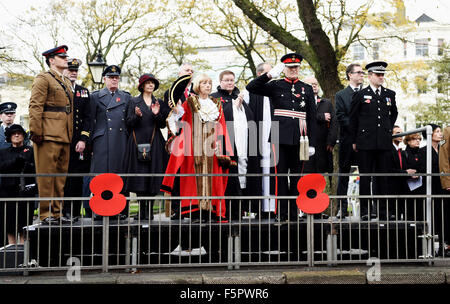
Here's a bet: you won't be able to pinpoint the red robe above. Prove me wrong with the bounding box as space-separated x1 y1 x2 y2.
161 96 233 218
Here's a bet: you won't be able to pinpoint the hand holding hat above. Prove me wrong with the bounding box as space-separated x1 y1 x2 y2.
267 63 285 79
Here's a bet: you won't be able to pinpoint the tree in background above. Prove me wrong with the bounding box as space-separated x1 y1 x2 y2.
229 0 413 99
409 47 450 127
180 0 283 82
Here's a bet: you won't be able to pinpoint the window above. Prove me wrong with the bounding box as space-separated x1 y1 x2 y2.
373 43 379 60
438 38 444 56
415 39 429 56
353 44 364 60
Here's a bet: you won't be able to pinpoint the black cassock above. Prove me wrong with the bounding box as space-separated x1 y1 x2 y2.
222 100 262 219
123 94 169 195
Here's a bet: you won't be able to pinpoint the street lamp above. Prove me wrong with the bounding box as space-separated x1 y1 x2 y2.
88 52 107 86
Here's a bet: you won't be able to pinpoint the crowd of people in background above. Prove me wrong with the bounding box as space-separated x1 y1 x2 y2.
0 45 448 256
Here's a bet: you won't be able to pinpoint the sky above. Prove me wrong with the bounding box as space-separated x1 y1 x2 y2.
0 0 449 75
1 0 449 24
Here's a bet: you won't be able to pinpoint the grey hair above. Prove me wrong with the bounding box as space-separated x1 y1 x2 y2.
256 62 270 75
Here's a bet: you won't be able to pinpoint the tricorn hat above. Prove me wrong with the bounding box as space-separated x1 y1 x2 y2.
5 124 27 143
168 74 192 108
138 73 160 92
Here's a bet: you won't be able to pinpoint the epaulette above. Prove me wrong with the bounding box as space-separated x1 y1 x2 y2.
123 91 131 95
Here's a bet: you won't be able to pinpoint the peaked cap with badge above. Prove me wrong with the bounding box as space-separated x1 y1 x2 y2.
280 53 303 67
0 102 17 114
365 61 388 74
67 58 82 71
42 45 69 58
102 65 121 77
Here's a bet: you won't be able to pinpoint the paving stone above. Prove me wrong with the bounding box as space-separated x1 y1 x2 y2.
203 271 285 284
284 269 366 284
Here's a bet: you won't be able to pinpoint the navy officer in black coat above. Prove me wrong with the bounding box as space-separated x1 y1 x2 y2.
349 61 398 220
62 58 92 219
246 53 317 222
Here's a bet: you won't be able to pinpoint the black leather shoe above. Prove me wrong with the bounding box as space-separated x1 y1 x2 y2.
41 217 58 225
360 215 370 221
58 216 72 224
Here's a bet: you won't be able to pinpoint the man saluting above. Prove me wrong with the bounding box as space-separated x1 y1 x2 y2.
246 53 317 222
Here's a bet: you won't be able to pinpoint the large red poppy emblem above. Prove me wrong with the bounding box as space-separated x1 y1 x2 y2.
296 173 330 214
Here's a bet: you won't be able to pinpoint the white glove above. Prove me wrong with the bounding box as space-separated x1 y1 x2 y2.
168 104 185 135
308 147 315 156
267 63 285 79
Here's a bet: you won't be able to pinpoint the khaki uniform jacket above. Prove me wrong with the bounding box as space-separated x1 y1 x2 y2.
29 70 74 143
440 126 450 189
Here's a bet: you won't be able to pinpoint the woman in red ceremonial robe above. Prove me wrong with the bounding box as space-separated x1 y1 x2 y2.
161 73 234 222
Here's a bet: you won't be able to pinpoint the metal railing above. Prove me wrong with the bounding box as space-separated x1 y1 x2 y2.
0 183 448 274
1 125 449 274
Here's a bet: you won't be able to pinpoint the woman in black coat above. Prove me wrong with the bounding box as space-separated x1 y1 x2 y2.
417 124 447 254
123 74 169 220
0 124 36 245
403 133 423 220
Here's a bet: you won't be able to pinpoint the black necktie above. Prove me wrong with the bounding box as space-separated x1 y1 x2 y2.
375 89 380 96
354 87 359 92
111 91 115 97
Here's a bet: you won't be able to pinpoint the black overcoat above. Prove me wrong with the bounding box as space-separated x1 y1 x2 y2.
0 145 35 234
90 88 131 173
123 95 169 195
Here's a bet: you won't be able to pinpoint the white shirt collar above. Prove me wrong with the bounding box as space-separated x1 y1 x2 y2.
370 84 381 94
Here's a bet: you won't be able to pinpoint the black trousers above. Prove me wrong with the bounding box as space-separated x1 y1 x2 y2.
357 149 390 218
271 144 303 219
336 137 357 214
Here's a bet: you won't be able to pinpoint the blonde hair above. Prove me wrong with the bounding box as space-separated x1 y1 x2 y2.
192 73 212 95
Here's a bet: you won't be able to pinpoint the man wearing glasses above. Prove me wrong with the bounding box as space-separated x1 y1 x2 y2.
335 63 364 218
29 45 74 225
349 61 398 221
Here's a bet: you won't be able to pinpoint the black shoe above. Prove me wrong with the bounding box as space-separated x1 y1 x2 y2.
58 216 72 224
41 217 58 225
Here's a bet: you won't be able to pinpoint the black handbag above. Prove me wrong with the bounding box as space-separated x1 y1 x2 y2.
133 126 156 162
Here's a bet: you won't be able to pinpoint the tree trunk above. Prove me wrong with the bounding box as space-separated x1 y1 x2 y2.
232 0 344 100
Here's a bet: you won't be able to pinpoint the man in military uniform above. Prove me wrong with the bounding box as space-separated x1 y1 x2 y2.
335 63 364 218
0 102 17 149
90 65 130 175
349 61 398 220
29 45 73 224
62 58 92 219
246 53 317 221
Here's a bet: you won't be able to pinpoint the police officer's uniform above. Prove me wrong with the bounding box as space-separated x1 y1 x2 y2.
349 61 398 220
0 102 17 149
62 59 92 218
246 53 317 221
